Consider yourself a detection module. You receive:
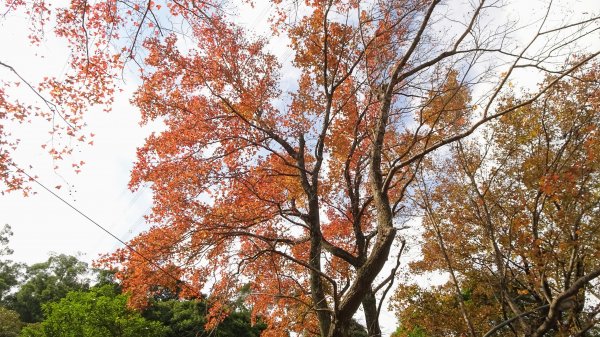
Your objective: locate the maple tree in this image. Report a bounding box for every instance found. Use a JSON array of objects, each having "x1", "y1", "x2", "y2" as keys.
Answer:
[
  {"x1": 0, "y1": 1, "x2": 120, "y2": 193},
  {"x1": 1, "y1": 0, "x2": 600, "y2": 336},
  {"x1": 393, "y1": 64, "x2": 600, "y2": 336}
]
